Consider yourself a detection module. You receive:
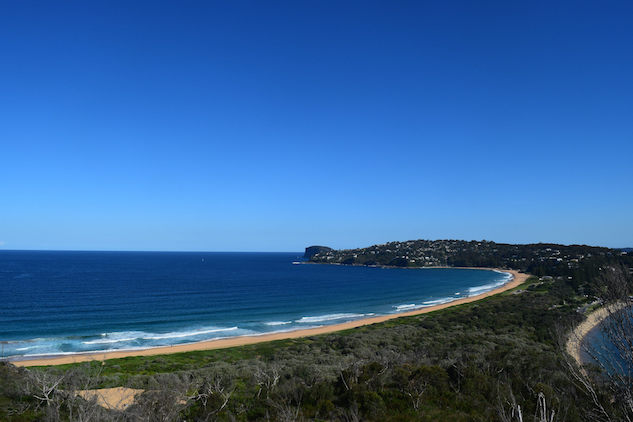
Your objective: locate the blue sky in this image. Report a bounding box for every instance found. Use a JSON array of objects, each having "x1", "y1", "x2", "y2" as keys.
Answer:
[{"x1": 1, "y1": 1, "x2": 632, "y2": 251}]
